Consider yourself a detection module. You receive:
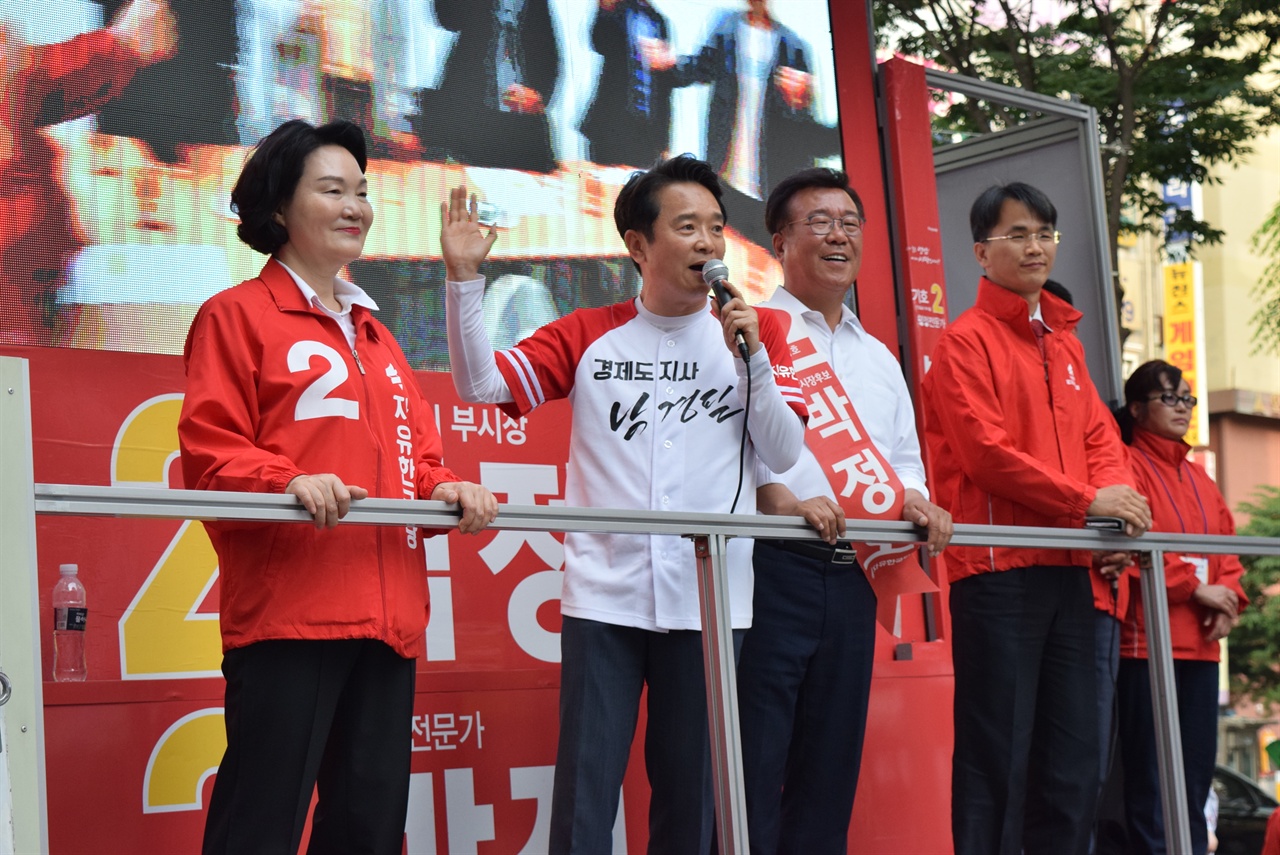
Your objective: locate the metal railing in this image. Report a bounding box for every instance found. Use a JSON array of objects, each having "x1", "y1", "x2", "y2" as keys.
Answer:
[
  {"x1": 23, "y1": 484, "x2": 1280, "y2": 855},
  {"x1": 6, "y1": 350, "x2": 1280, "y2": 854}
]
